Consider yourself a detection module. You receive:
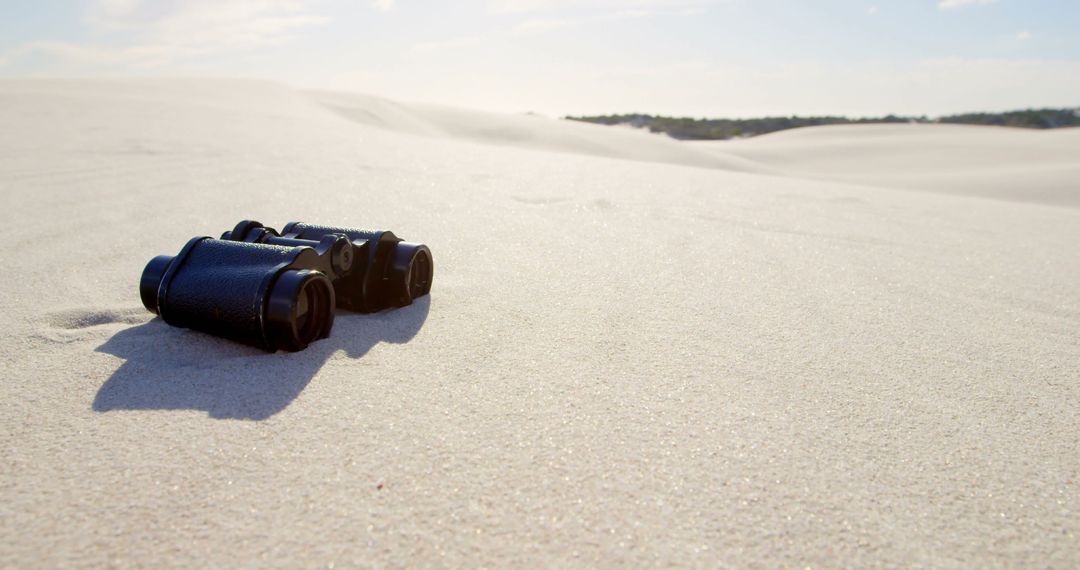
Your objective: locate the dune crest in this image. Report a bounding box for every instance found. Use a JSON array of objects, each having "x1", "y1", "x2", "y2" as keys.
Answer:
[
  {"x1": 307, "y1": 89, "x2": 1079, "y2": 207},
  {"x1": 306, "y1": 90, "x2": 770, "y2": 173},
  {"x1": 711, "y1": 123, "x2": 1080, "y2": 207}
]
